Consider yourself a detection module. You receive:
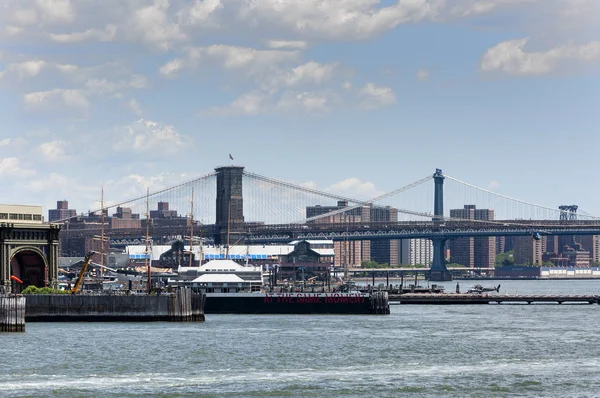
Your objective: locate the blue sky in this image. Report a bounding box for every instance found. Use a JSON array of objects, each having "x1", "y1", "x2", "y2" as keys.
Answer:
[{"x1": 0, "y1": 0, "x2": 599, "y2": 218}]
